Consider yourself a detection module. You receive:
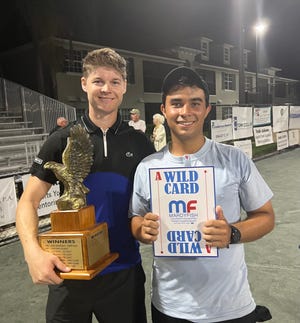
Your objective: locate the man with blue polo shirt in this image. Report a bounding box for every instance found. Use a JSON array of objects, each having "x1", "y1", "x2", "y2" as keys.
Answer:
[{"x1": 16, "y1": 48, "x2": 154, "y2": 323}]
